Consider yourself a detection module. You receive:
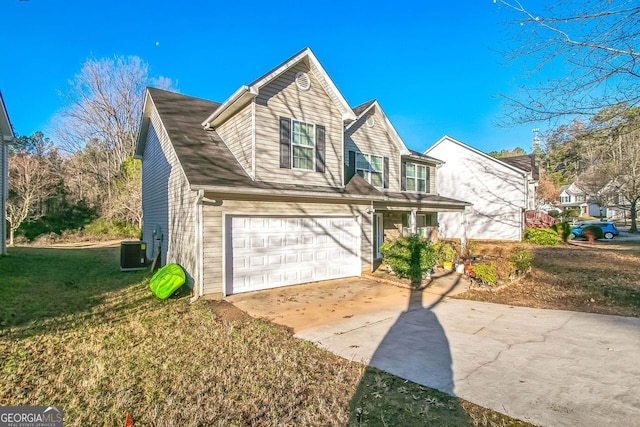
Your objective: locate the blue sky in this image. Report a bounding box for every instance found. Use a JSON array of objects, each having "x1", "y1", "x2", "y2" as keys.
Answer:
[{"x1": 1, "y1": 0, "x2": 544, "y2": 154}]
